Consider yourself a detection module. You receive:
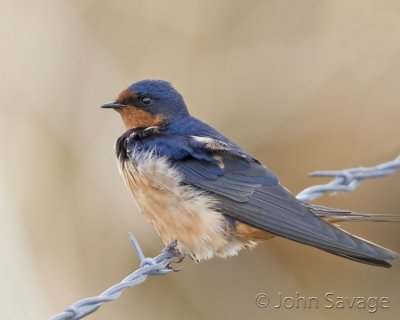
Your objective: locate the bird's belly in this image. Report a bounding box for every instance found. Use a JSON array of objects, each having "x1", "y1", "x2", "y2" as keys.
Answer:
[
  {"x1": 117, "y1": 151, "x2": 230, "y2": 260},
  {"x1": 117, "y1": 151, "x2": 273, "y2": 260}
]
